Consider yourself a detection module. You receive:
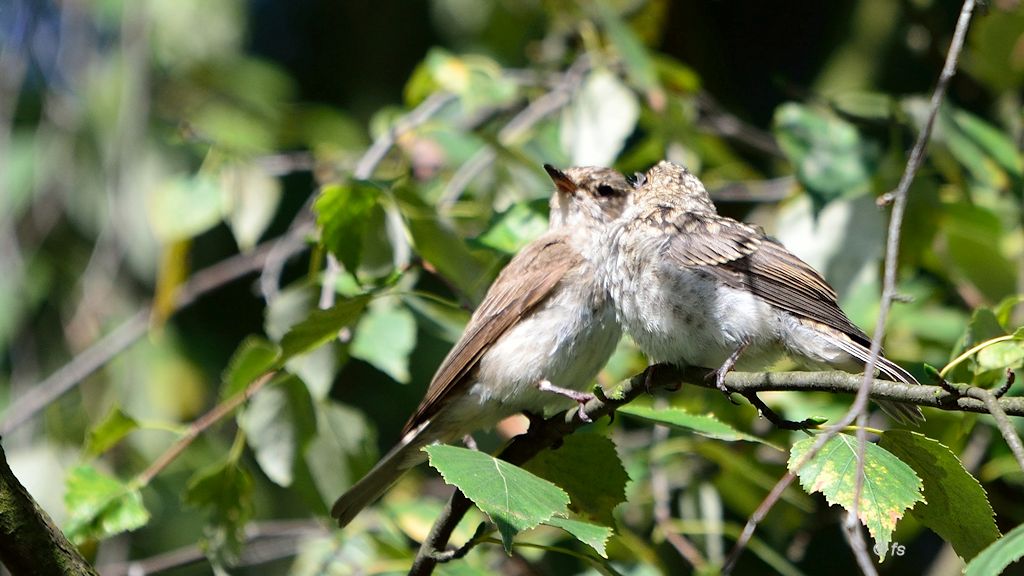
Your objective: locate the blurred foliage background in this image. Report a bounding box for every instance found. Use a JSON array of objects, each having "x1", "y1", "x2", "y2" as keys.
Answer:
[{"x1": 1, "y1": 0, "x2": 1023, "y2": 574}]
